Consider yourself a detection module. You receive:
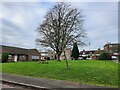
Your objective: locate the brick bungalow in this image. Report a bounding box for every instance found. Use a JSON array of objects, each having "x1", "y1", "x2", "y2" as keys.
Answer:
[{"x1": 0, "y1": 45, "x2": 41, "y2": 62}]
